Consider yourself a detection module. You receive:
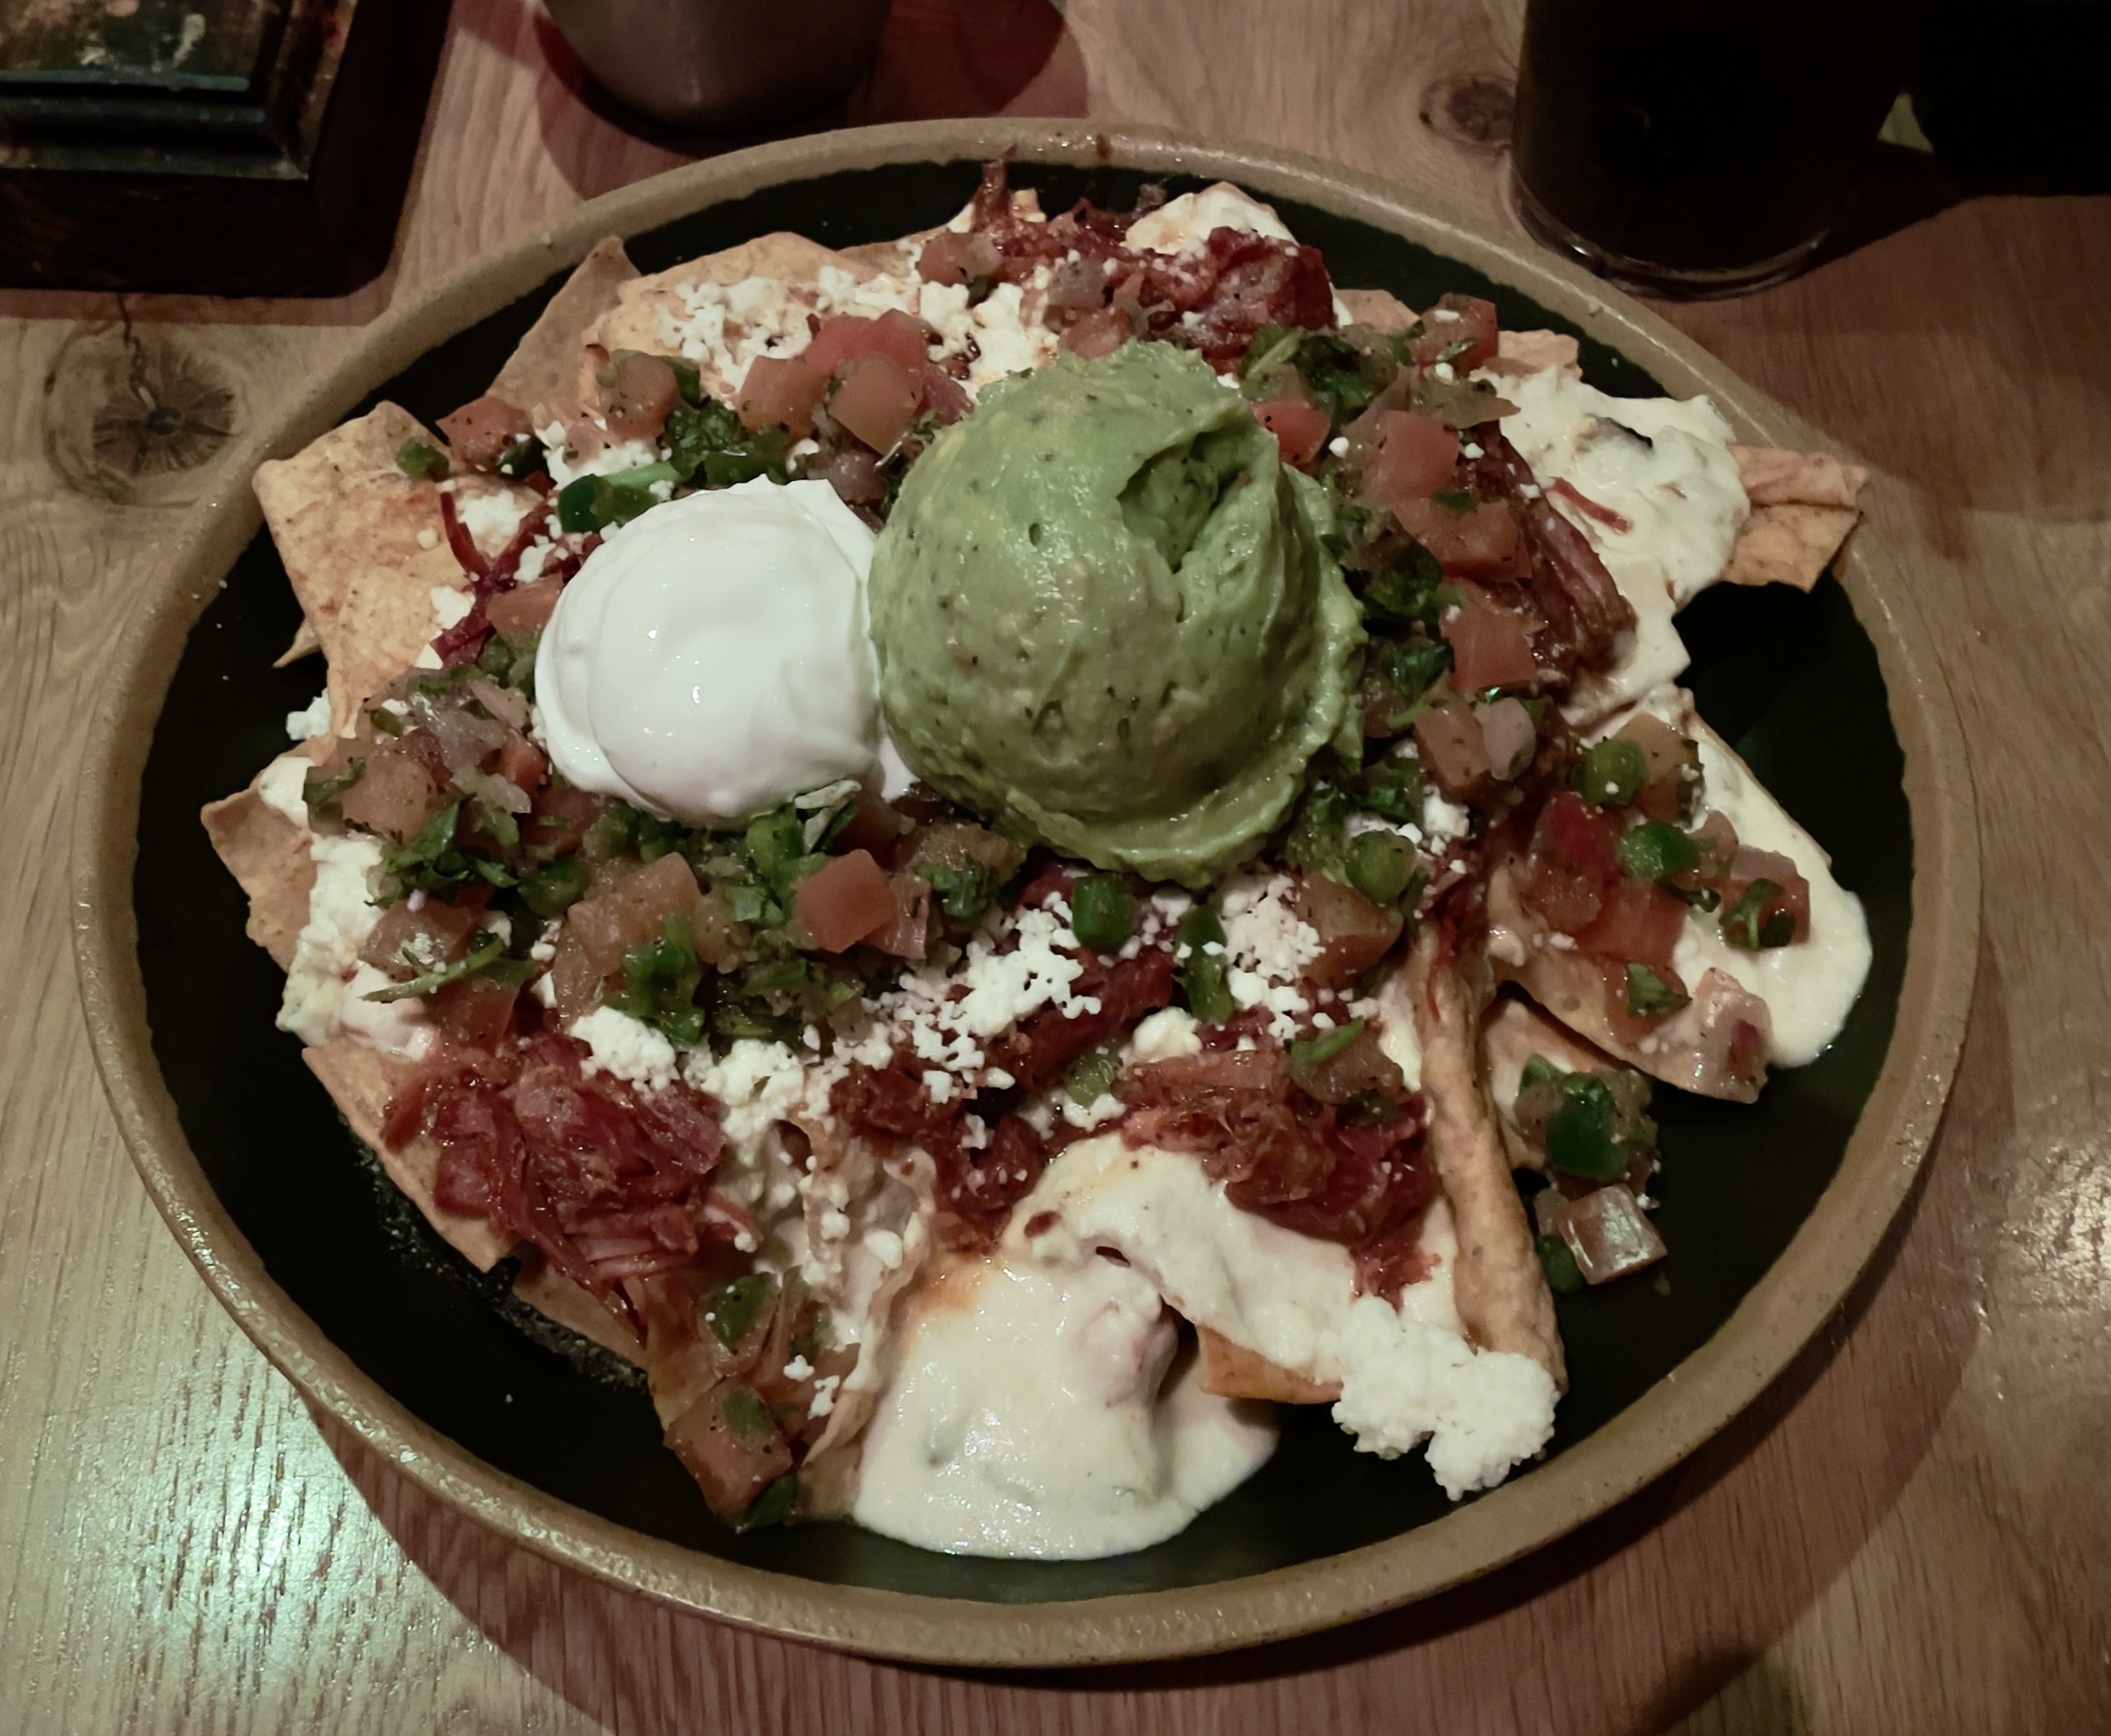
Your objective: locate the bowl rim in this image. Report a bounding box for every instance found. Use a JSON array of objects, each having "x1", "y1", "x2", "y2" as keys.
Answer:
[{"x1": 70, "y1": 116, "x2": 1981, "y2": 1669}]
